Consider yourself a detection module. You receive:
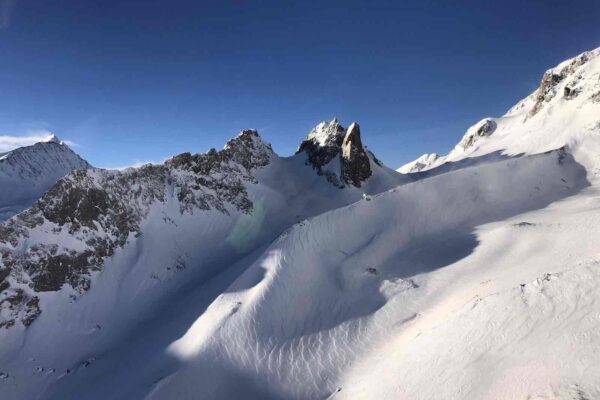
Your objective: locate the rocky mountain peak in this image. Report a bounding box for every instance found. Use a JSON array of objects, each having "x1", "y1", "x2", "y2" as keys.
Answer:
[
  {"x1": 221, "y1": 129, "x2": 274, "y2": 170},
  {"x1": 296, "y1": 120, "x2": 374, "y2": 188},
  {"x1": 300, "y1": 117, "x2": 345, "y2": 148}
]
